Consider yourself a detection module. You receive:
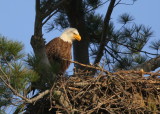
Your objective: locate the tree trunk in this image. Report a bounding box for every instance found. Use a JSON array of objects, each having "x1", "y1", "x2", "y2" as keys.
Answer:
[
  {"x1": 94, "y1": 0, "x2": 116, "y2": 65},
  {"x1": 65, "y1": 0, "x2": 90, "y2": 70},
  {"x1": 30, "y1": 0, "x2": 55, "y2": 82}
]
